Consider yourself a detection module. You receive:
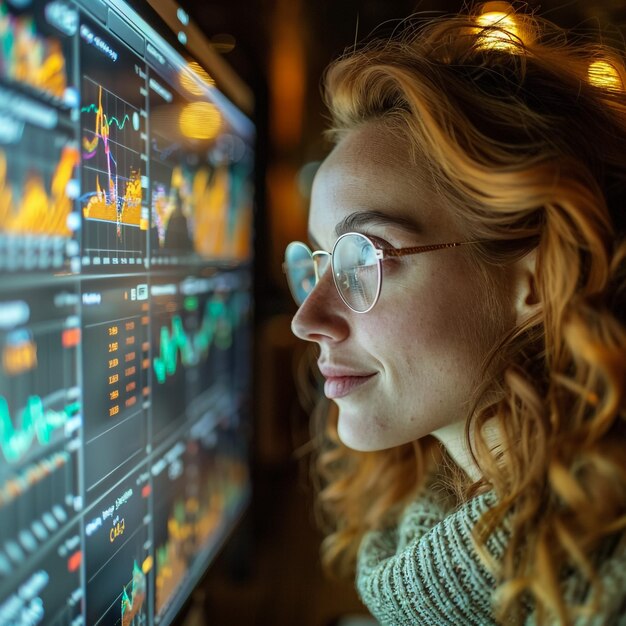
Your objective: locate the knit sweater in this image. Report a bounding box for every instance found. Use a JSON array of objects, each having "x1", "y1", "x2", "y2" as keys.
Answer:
[{"x1": 356, "y1": 488, "x2": 626, "y2": 625}]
